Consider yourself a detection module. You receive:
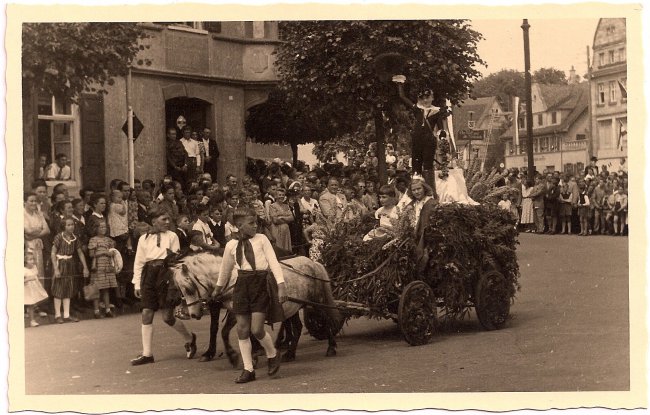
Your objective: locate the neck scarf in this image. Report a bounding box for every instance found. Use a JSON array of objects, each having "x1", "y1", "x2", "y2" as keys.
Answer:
[{"x1": 235, "y1": 234, "x2": 256, "y2": 270}]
